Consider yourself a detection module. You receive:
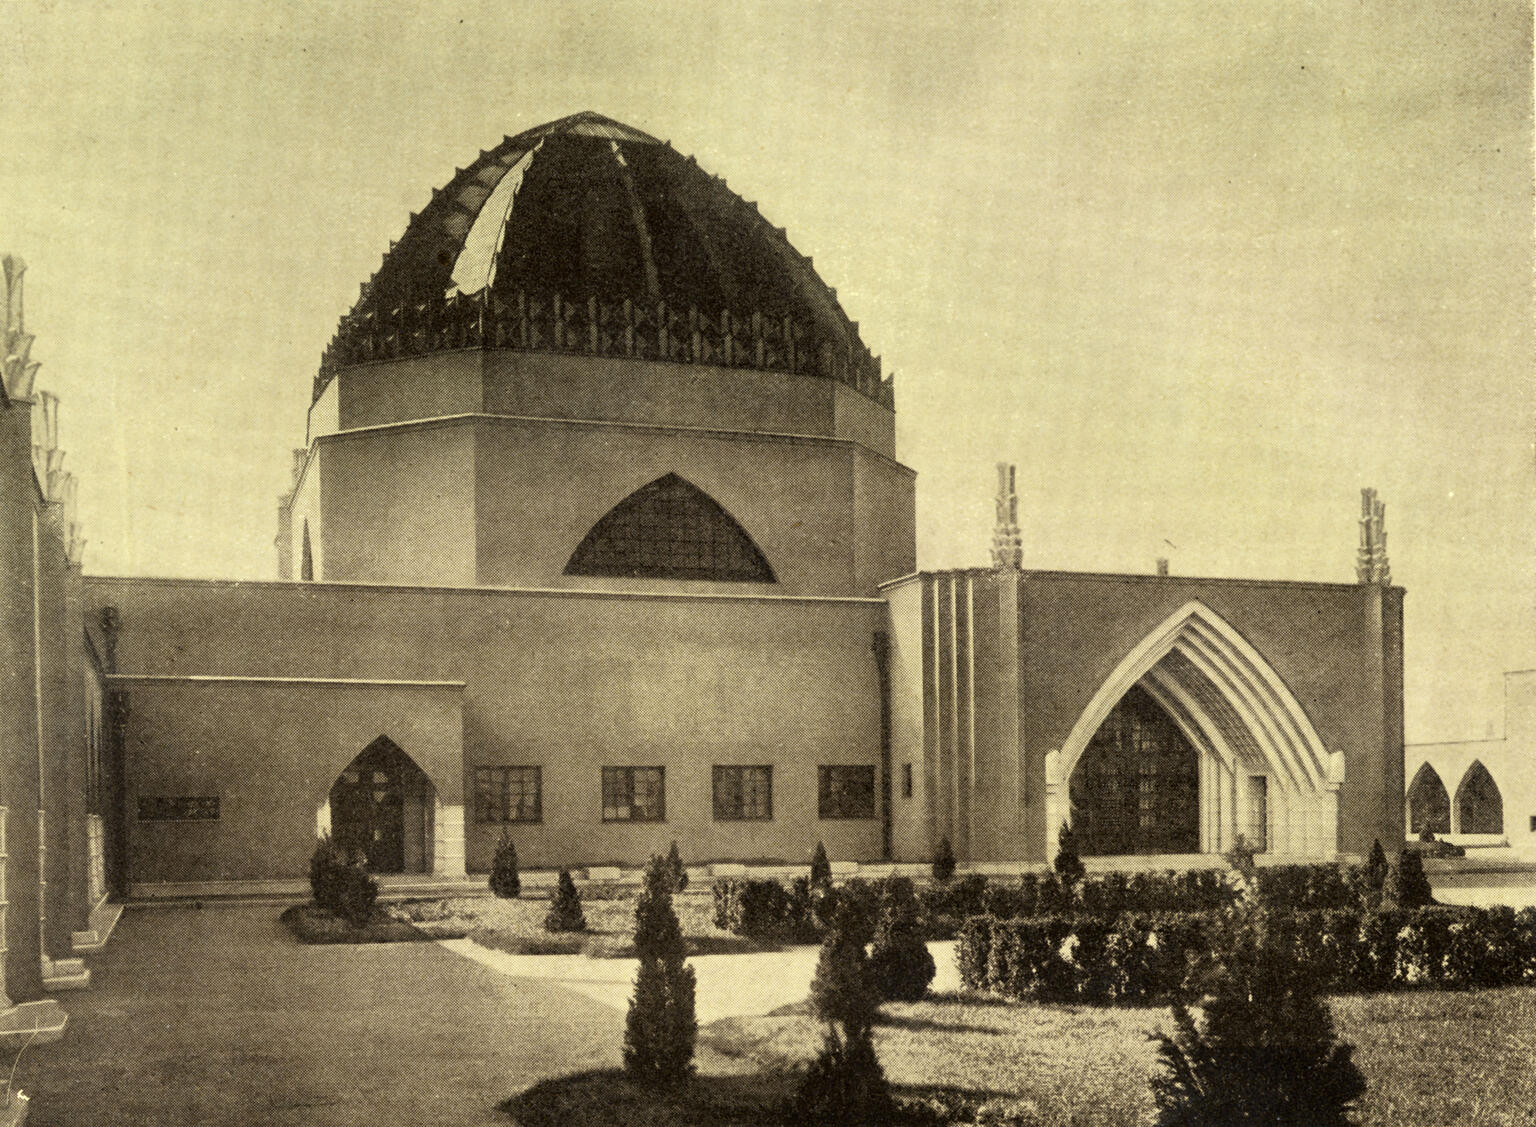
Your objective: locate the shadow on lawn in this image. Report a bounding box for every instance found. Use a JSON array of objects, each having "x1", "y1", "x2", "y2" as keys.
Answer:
[
  {"x1": 499, "y1": 1067, "x2": 798, "y2": 1127},
  {"x1": 500, "y1": 1068, "x2": 1029, "y2": 1127}
]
